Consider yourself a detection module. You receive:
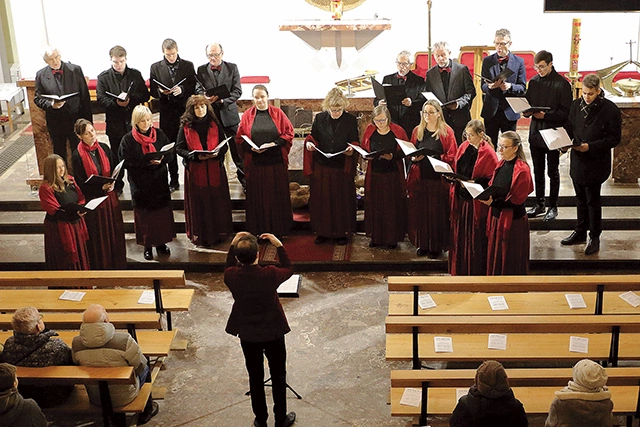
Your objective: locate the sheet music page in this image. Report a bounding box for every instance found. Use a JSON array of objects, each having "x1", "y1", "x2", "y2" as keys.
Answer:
[
  {"x1": 418, "y1": 294, "x2": 437, "y2": 310},
  {"x1": 487, "y1": 333, "x2": 508, "y2": 350},
  {"x1": 619, "y1": 291, "x2": 640, "y2": 308},
  {"x1": 487, "y1": 295, "x2": 509, "y2": 311},
  {"x1": 569, "y1": 336, "x2": 589, "y2": 353},
  {"x1": 59, "y1": 291, "x2": 86, "y2": 301},
  {"x1": 399, "y1": 387, "x2": 422, "y2": 407},
  {"x1": 137, "y1": 290, "x2": 155, "y2": 305},
  {"x1": 434, "y1": 336, "x2": 453, "y2": 353},
  {"x1": 277, "y1": 275, "x2": 300, "y2": 294},
  {"x1": 565, "y1": 294, "x2": 587, "y2": 309},
  {"x1": 539, "y1": 127, "x2": 573, "y2": 150}
]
